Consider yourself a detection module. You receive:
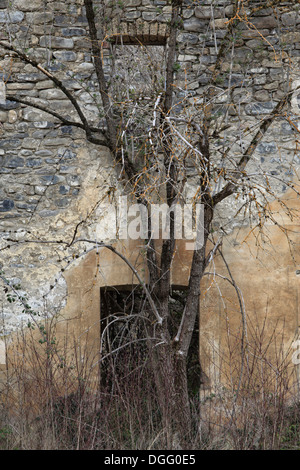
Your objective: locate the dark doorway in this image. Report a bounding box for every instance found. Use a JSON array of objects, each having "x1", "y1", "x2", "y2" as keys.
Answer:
[{"x1": 100, "y1": 285, "x2": 210, "y2": 393}]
